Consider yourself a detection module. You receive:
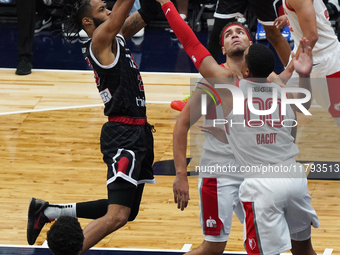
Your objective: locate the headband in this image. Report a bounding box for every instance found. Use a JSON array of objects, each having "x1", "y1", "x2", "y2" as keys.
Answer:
[{"x1": 221, "y1": 24, "x2": 252, "y2": 46}]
